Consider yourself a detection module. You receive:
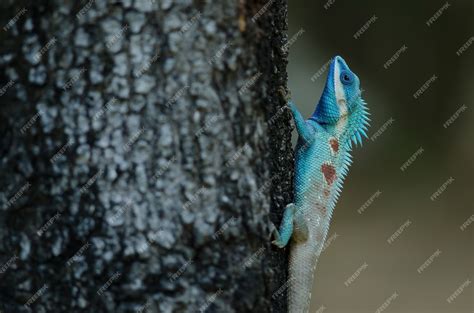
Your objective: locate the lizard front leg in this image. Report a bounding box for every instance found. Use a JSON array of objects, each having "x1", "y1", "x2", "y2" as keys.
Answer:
[
  {"x1": 288, "y1": 101, "x2": 314, "y2": 144},
  {"x1": 279, "y1": 86, "x2": 314, "y2": 144}
]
